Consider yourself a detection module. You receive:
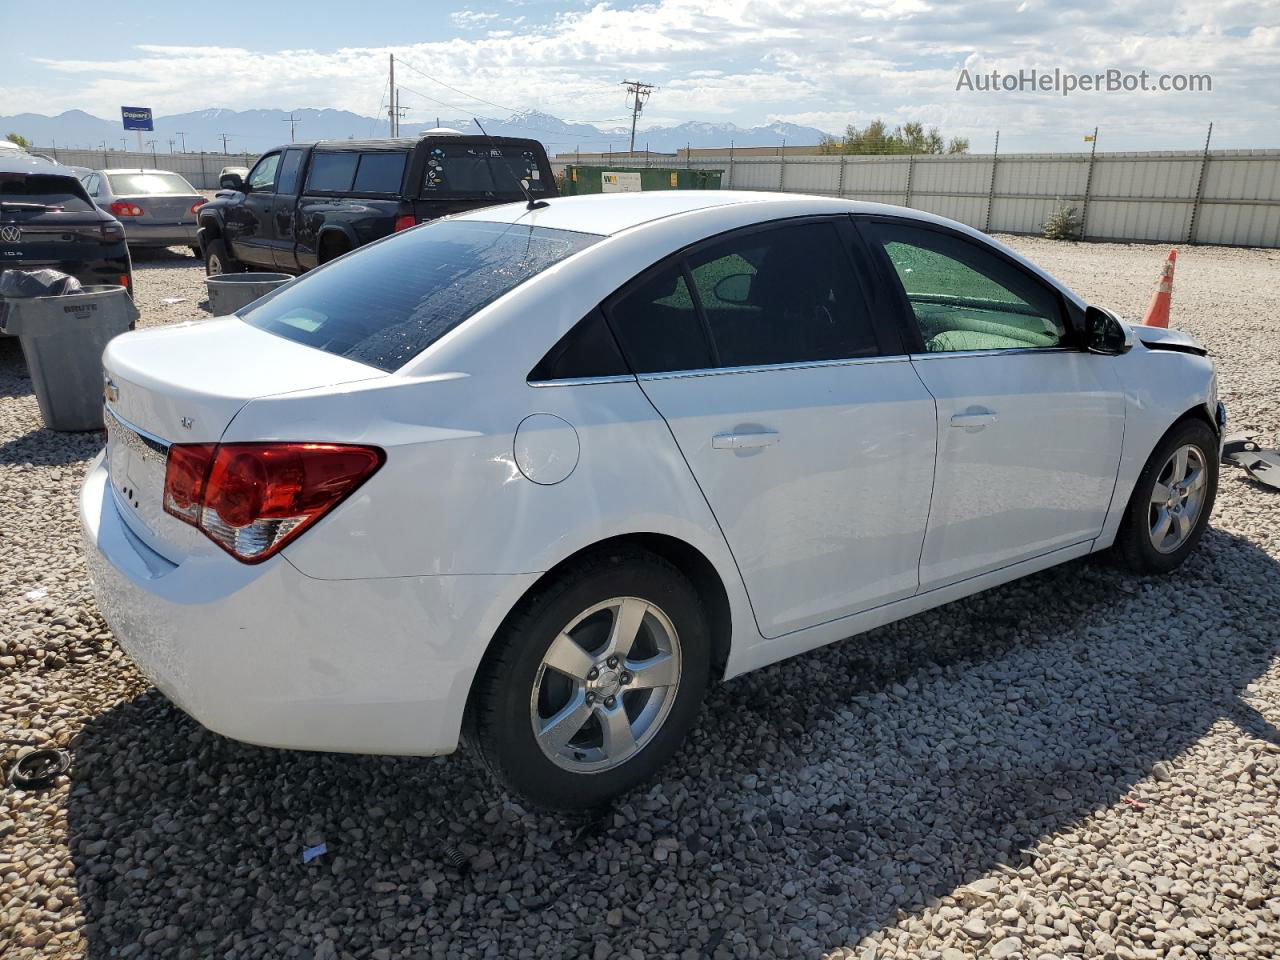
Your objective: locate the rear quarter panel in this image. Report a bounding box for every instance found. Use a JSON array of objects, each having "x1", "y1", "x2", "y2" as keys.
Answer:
[{"x1": 294, "y1": 195, "x2": 403, "y2": 269}]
